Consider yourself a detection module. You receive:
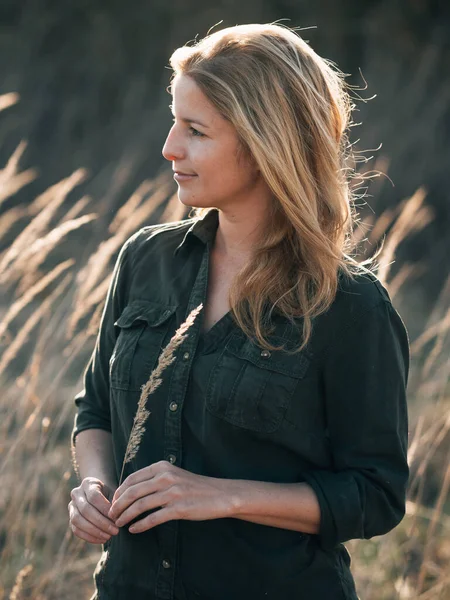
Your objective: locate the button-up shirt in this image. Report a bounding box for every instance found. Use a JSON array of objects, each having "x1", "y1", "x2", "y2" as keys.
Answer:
[{"x1": 72, "y1": 208, "x2": 409, "y2": 600}]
